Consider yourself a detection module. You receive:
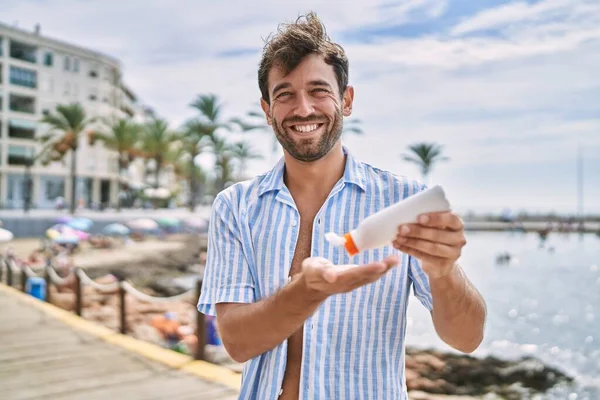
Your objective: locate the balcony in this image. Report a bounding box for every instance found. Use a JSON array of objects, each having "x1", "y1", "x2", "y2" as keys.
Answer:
[
  {"x1": 9, "y1": 94, "x2": 36, "y2": 114},
  {"x1": 10, "y1": 66, "x2": 37, "y2": 89},
  {"x1": 8, "y1": 145, "x2": 35, "y2": 166},
  {"x1": 9, "y1": 119, "x2": 37, "y2": 140},
  {"x1": 10, "y1": 40, "x2": 38, "y2": 64}
]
